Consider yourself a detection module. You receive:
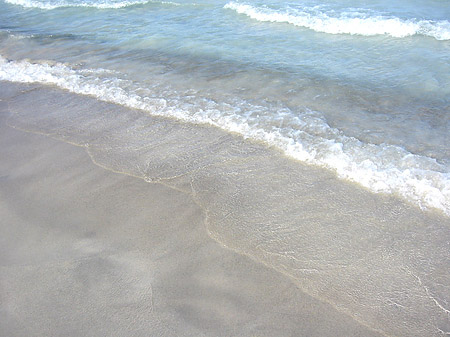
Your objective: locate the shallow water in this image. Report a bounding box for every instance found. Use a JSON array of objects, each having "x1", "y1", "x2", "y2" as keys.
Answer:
[
  {"x1": 1, "y1": 0, "x2": 450, "y2": 330},
  {"x1": 3, "y1": 82, "x2": 449, "y2": 336},
  {"x1": 0, "y1": 0, "x2": 449, "y2": 214},
  {"x1": 1, "y1": 0, "x2": 450, "y2": 328}
]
